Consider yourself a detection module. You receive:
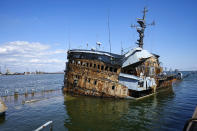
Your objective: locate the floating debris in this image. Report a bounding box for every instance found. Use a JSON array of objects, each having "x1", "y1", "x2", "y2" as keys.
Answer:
[{"x1": 22, "y1": 99, "x2": 41, "y2": 104}]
